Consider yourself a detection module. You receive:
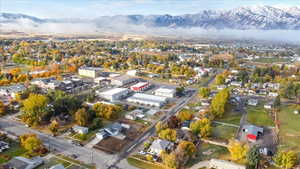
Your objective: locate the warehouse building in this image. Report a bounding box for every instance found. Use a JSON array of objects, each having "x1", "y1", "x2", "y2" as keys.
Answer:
[
  {"x1": 130, "y1": 82, "x2": 150, "y2": 92},
  {"x1": 98, "y1": 88, "x2": 129, "y2": 102},
  {"x1": 111, "y1": 74, "x2": 136, "y2": 86},
  {"x1": 127, "y1": 93, "x2": 168, "y2": 107},
  {"x1": 154, "y1": 87, "x2": 176, "y2": 98},
  {"x1": 78, "y1": 67, "x2": 102, "y2": 78}
]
